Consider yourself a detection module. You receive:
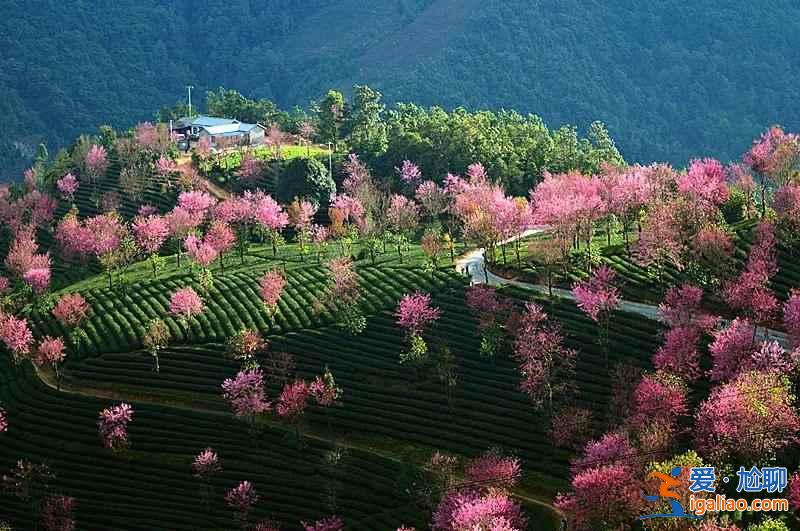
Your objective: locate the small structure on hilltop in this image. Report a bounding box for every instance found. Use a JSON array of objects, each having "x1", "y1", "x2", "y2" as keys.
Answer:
[{"x1": 173, "y1": 115, "x2": 266, "y2": 149}]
